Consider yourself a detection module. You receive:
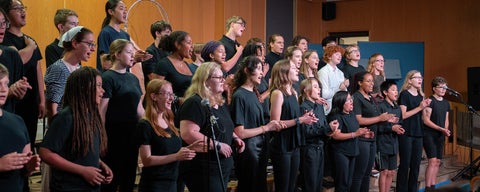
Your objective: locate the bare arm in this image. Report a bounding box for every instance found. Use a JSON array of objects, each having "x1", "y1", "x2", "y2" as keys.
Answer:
[
  {"x1": 221, "y1": 45, "x2": 243, "y2": 72},
  {"x1": 356, "y1": 112, "x2": 393, "y2": 126},
  {"x1": 139, "y1": 145, "x2": 195, "y2": 167},
  {"x1": 37, "y1": 62, "x2": 46, "y2": 118},
  {"x1": 99, "y1": 98, "x2": 109, "y2": 124}
]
